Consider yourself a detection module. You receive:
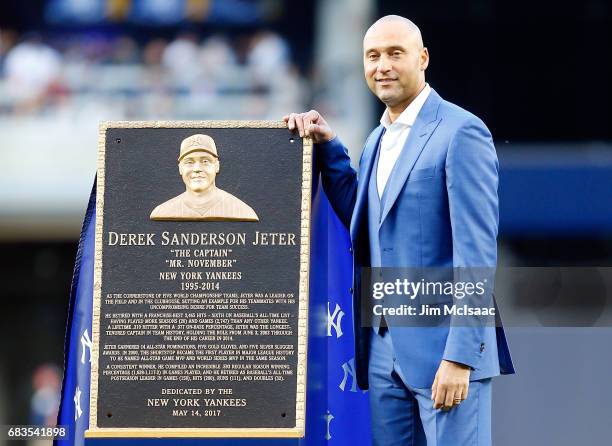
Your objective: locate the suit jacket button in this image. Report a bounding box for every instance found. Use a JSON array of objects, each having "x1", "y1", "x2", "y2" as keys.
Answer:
[
  {"x1": 349, "y1": 247, "x2": 353, "y2": 253},
  {"x1": 480, "y1": 342, "x2": 485, "y2": 353},
  {"x1": 349, "y1": 288, "x2": 353, "y2": 295}
]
